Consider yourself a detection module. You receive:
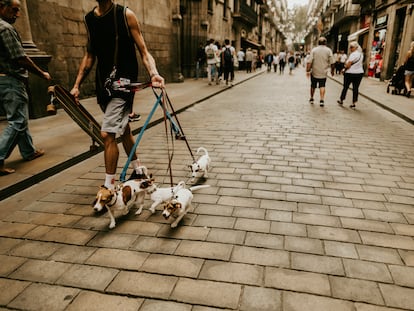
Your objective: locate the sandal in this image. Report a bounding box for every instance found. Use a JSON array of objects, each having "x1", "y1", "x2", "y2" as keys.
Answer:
[
  {"x1": 0, "y1": 168, "x2": 15, "y2": 176},
  {"x1": 25, "y1": 149, "x2": 45, "y2": 161}
]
